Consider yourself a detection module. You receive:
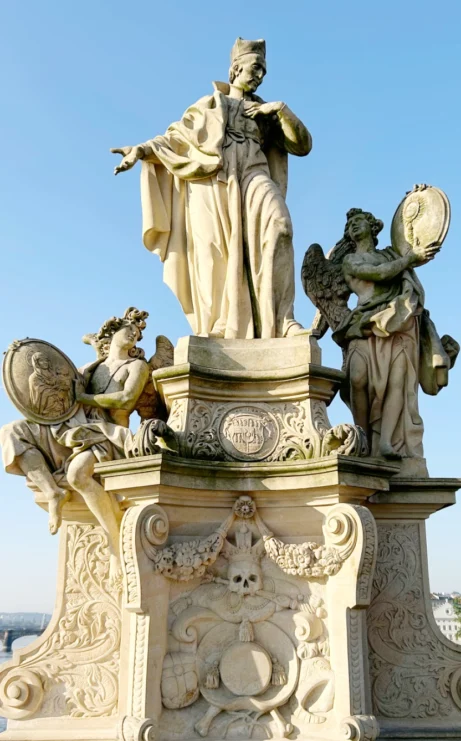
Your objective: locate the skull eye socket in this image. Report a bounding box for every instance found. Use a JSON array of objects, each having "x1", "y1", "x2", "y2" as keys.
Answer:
[
  {"x1": 233, "y1": 575, "x2": 242, "y2": 583},
  {"x1": 249, "y1": 575, "x2": 258, "y2": 582}
]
